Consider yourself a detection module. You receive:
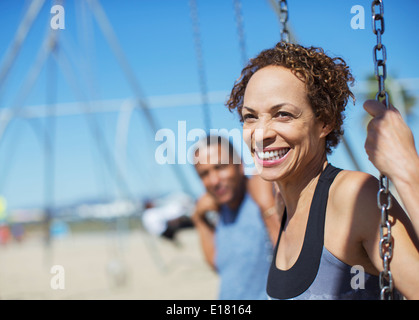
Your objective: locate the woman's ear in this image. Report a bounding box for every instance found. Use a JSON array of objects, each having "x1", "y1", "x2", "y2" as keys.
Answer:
[{"x1": 319, "y1": 122, "x2": 333, "y2": 139}]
